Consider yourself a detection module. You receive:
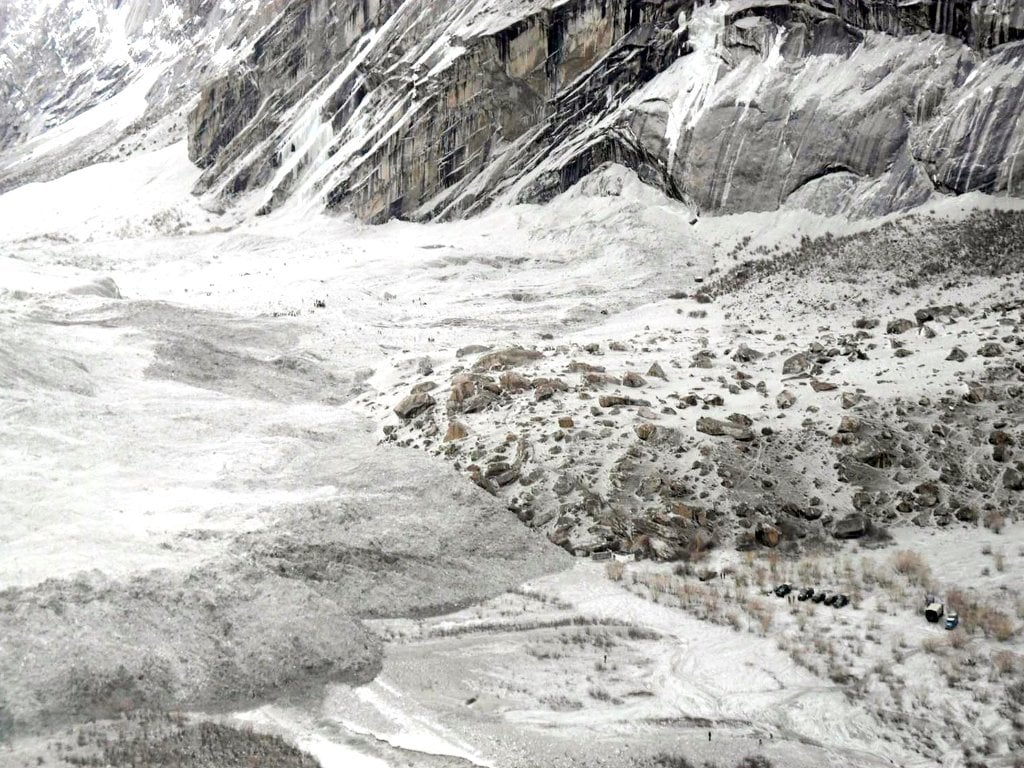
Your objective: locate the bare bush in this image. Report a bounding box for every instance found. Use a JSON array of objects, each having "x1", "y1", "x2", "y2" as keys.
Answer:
[{"x1": 892, "y1": 550, "x2": 931, "y2": 585}]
